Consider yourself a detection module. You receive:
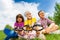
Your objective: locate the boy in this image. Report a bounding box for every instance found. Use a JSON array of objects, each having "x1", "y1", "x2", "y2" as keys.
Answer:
[
  {"x1": 37, "y1": 10, "x2": 59, "y2": 34},
  {"x1": 24, "y1": 11, "x2": 36, "y2": 26}
]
